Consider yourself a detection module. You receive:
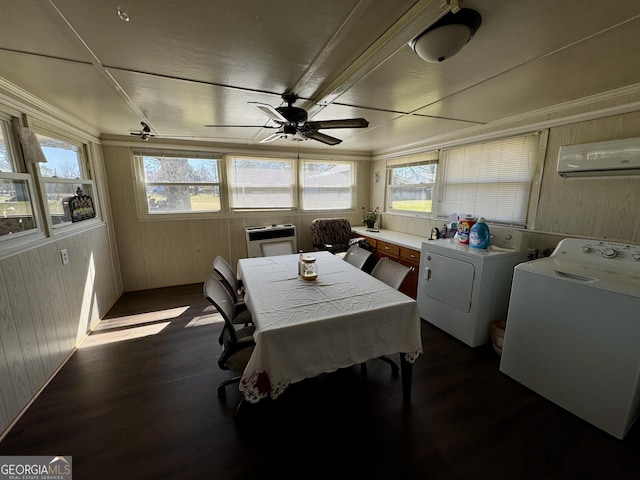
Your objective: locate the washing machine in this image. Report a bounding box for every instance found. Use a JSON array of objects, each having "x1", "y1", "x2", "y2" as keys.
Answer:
[
  {"x1": 500, "y1": 238, "x2": 640, "y2": 439},
  {"x1": 417, "y1": 227, "x2": 531, "y2": 347}
]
